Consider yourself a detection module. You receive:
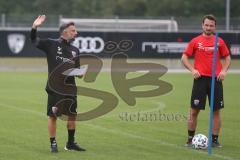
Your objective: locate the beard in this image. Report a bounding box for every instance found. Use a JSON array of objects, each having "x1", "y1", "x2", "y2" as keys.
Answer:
[
  {"x1": 203, "y1": 30, "x2": 214, "y2": 36},
  {"x1": 66, "y1": 36, "x2": 76, "y2": 44},
  {"x1": 69, "y1": 37, "x2": 75, "y2": 43}
]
